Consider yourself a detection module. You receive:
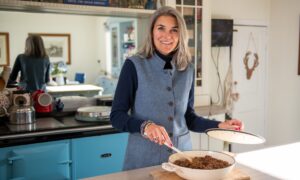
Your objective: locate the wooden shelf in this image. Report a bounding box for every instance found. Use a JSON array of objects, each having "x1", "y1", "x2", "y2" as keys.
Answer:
[{"x1": 0, "y1": 0, "x2": 154, "y2": 18}]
